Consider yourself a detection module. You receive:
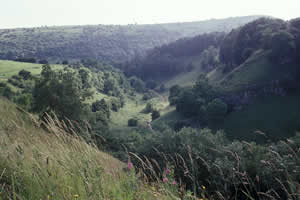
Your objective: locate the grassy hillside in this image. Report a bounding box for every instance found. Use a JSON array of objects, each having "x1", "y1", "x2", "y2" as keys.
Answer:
[
  {"x1": 0, "y1": 16, "x2": 262, "y2": 63},
  {"x1": 223, "y1": 92, "x2": 300, "y2": 141},
  {"x1": 163, "y1": 56, "x2": 205, "y2": 88},
  {"x1": 210, "y1": 50, "x2": 299, "y2": 92},
  {"x1": 0, "y1": 60, "x2": 62, "y2": 81},
  {"x1": 0, "y1": 97, "x2": 177, "y2": 200}
]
